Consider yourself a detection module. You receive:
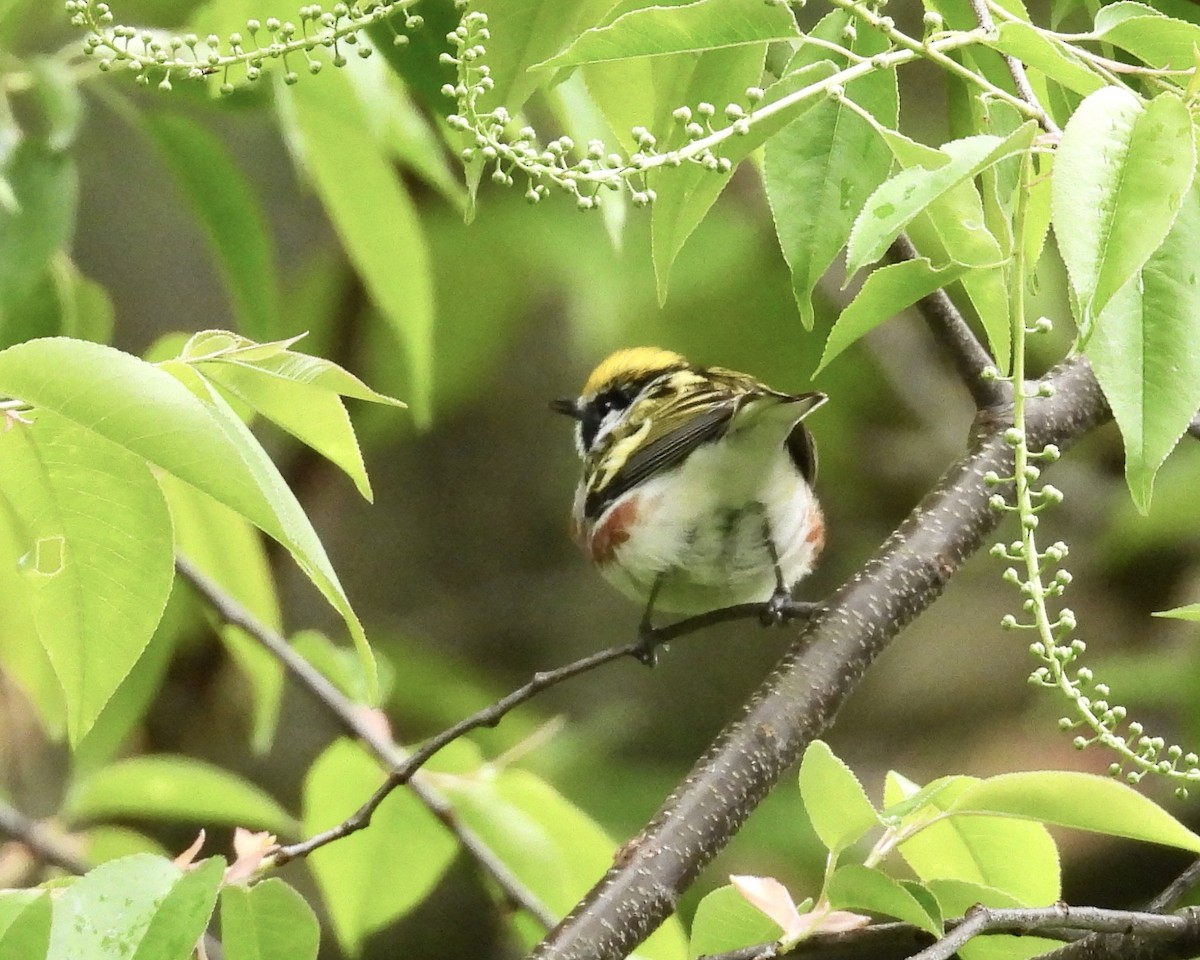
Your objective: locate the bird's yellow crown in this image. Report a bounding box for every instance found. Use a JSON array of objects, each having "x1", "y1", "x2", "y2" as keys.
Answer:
[{"x1": 581, "y1": 347, "x2": 686, "y2": 396}]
